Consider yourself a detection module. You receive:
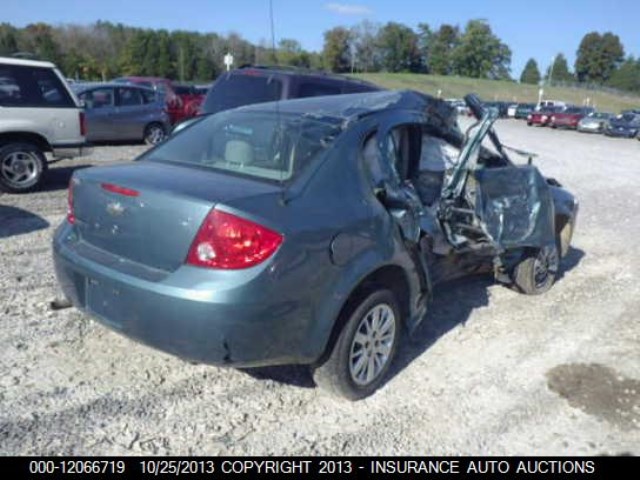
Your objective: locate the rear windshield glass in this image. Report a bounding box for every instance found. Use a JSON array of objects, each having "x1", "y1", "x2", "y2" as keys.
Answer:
[
  {"x1": 202, "y1": 73, "x2": 282, "y2": 115},
  {"x1": 143, "y1": 109, "x2": 341, "y2": 182}
]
